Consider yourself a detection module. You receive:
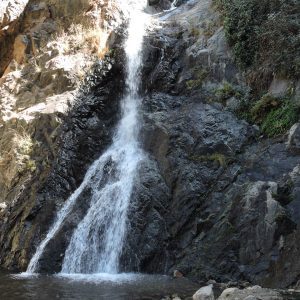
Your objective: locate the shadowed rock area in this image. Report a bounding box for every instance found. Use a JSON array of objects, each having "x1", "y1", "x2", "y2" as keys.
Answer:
[{"x1": 122, "y1": 0, "x2": 300, "y2": 288}]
